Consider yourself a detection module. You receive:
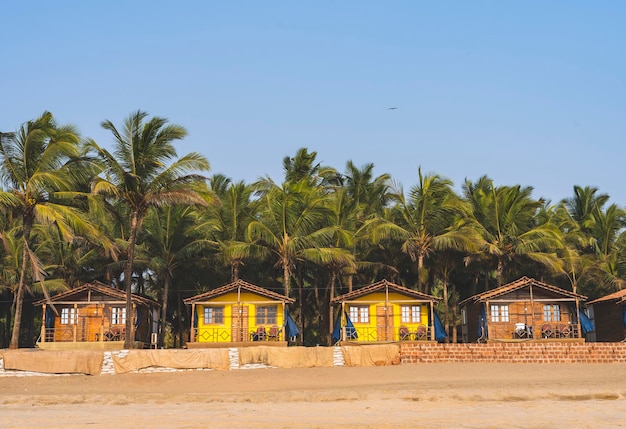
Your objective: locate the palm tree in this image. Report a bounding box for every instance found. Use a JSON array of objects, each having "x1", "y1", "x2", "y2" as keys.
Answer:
[
  {"x1": 206, "y1": 175, "x2": 260, "y2": 282},
  {"x1": 247, "y1": 179, "x2": 334, "y2": 297},
  {"x1": 463, "y1": 176, "x2": 563, "y2": 286},
  {"x1": 88, "y1": 110, "x2": 210, "y2": 349},
  {"x1": 0, "y1": 112, "x2": 100, "y2": 348},
  {"x1": 372, "y1": 168, "x2": 476, "y2": 293},
  {"x1": 142, "y1": 205, "x2": 212, "y2": 347}
]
